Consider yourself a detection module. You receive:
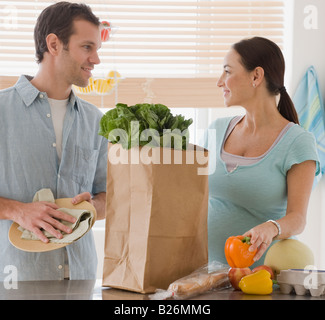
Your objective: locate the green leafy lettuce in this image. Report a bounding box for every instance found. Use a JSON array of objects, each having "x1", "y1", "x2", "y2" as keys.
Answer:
[{"x1": 99, "y1": 103, "x2": 193, "y2": 150}]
